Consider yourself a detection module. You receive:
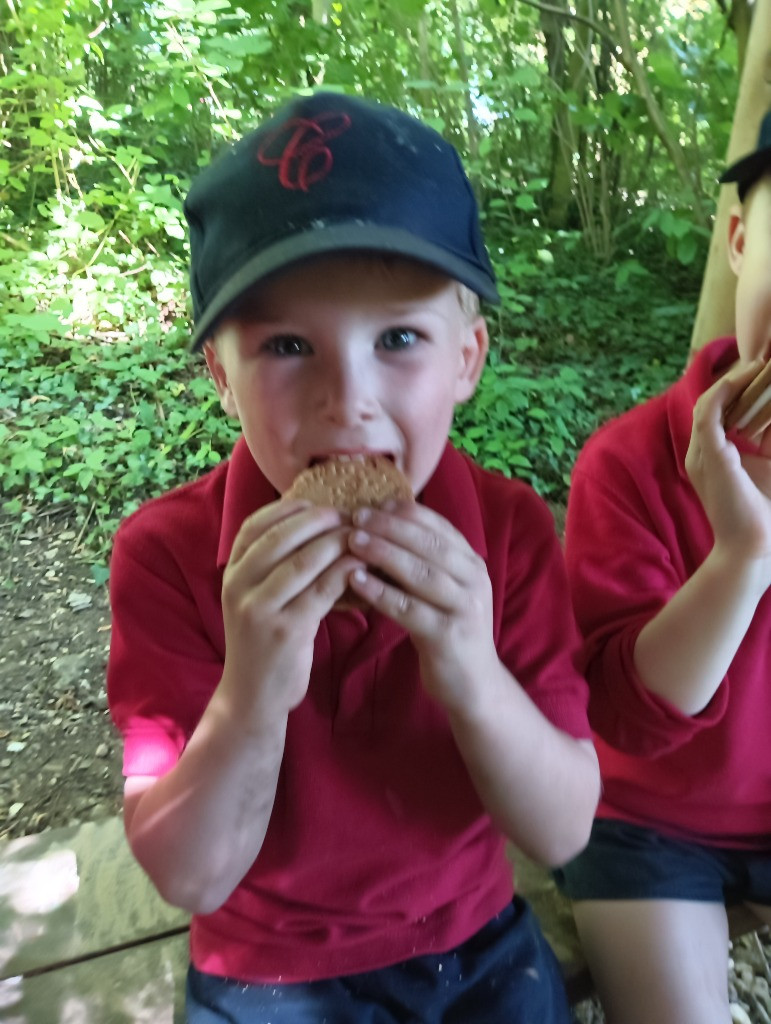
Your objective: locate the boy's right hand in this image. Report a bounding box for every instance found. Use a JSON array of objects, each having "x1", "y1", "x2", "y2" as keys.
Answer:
[{"x1": 219, "y1": 499, "x2": 363, "y2": 725}]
